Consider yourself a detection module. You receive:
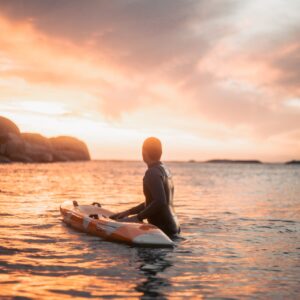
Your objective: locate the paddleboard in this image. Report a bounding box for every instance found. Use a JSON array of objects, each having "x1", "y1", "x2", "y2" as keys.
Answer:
[{"x1": 60, "y1": 200, "x2": 174, "y2": 247}]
